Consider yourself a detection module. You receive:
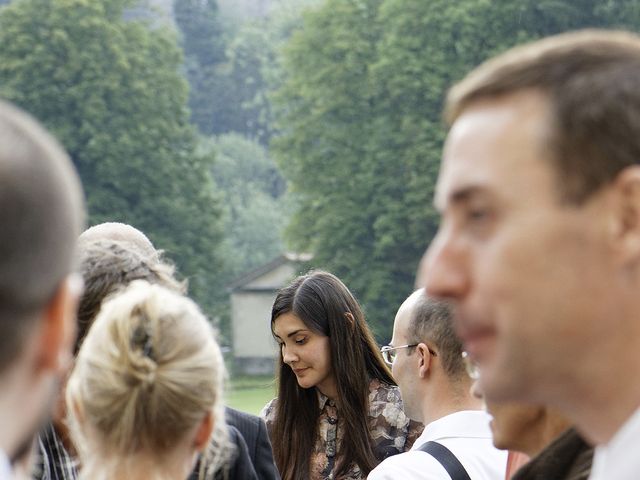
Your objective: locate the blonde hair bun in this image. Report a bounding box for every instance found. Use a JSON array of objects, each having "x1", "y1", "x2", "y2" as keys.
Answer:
[{"x1": 66, "y1": 280, "x2": 226, "y2": 462}]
